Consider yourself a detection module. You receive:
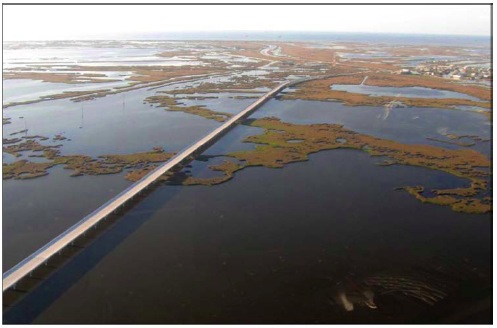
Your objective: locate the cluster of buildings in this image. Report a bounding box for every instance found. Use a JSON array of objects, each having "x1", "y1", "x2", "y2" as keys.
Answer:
[{"x1": 400, "y1": 61, "x2": 492, "y2": 82}]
